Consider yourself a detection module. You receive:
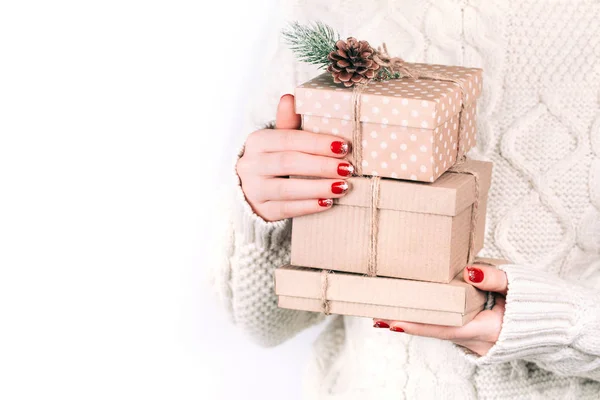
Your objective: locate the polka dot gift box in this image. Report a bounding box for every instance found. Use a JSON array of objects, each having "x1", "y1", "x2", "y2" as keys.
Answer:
[{"x1": 295, "y1": 63, "x2": 483, "y2": 182}]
